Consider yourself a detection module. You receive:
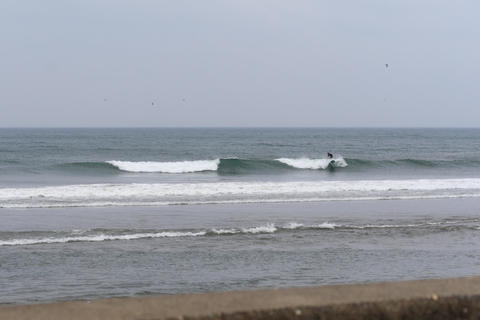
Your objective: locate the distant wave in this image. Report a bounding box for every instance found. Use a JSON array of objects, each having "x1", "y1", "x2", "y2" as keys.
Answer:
[
  {"x1": 346, "y1": 158, "x2": 480, "y2": 169},
  {"x1": 2, "y1": 178, "x2": 480, "y2": 208},
  {"x1": 50, "y1": 157, "x2": 480, "y2": 175},
  {"x1": 0, "y1": 160, "x2": 20, "y2": 164},
  {"x1": 2, "y1": 219, "x2": 478, "y2": 246},
  {"x1": 56, "y1": 157, "x2": 348, "y2": 174},
  {"x1": 56, "y1": 162, "x2": 119, "y2": 173}
]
